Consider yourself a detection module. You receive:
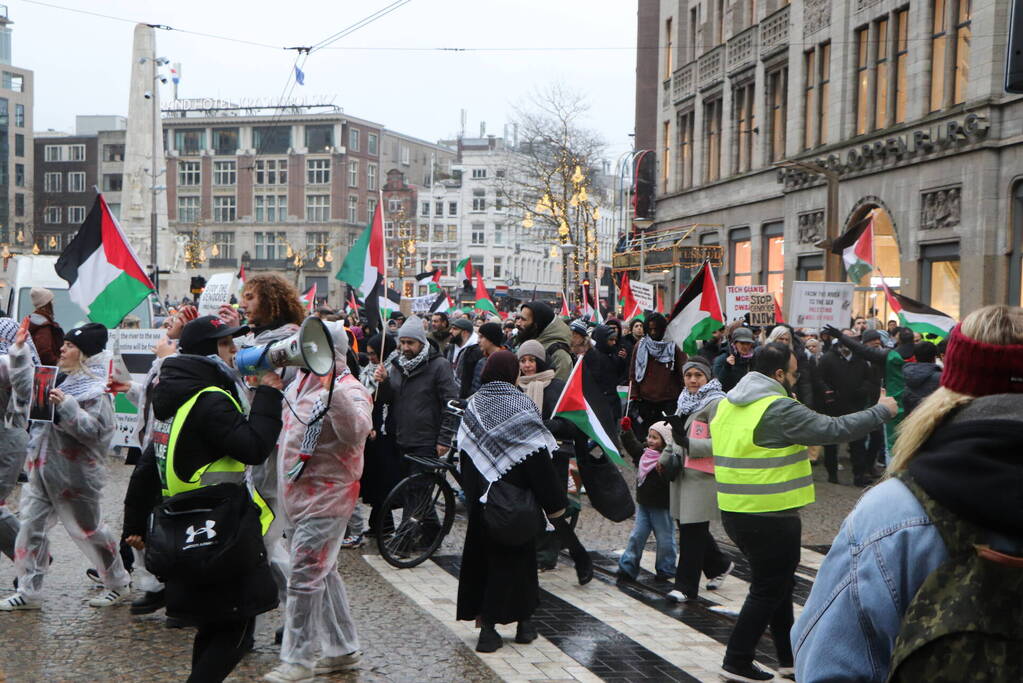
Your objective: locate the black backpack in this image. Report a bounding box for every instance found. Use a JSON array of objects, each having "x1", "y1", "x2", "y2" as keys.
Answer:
[{"x1": 887, "y1": 472, "x2": 1023, "y2": 682}]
